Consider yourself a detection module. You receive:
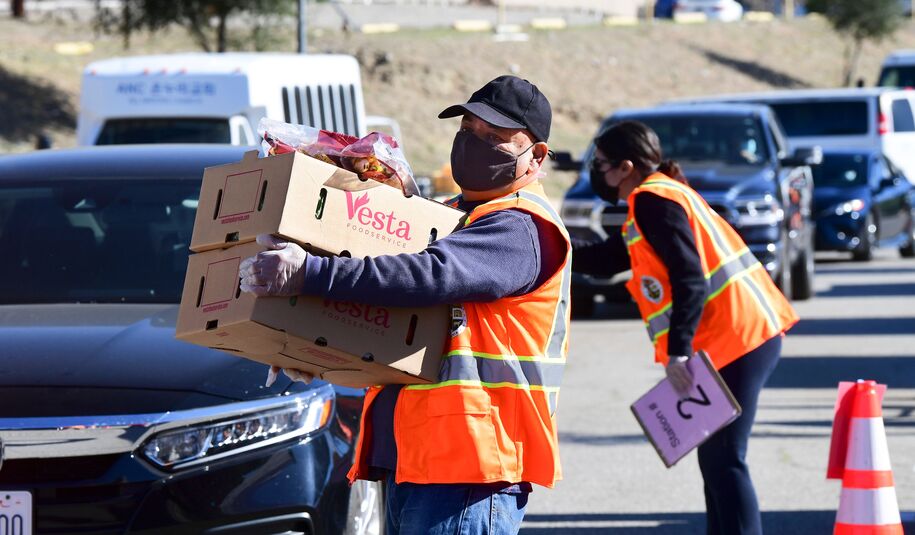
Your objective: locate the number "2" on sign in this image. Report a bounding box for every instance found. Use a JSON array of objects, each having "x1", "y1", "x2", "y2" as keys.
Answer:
[{"x1": 677, "y1": 384, "x2": 711, "y2": 420}]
